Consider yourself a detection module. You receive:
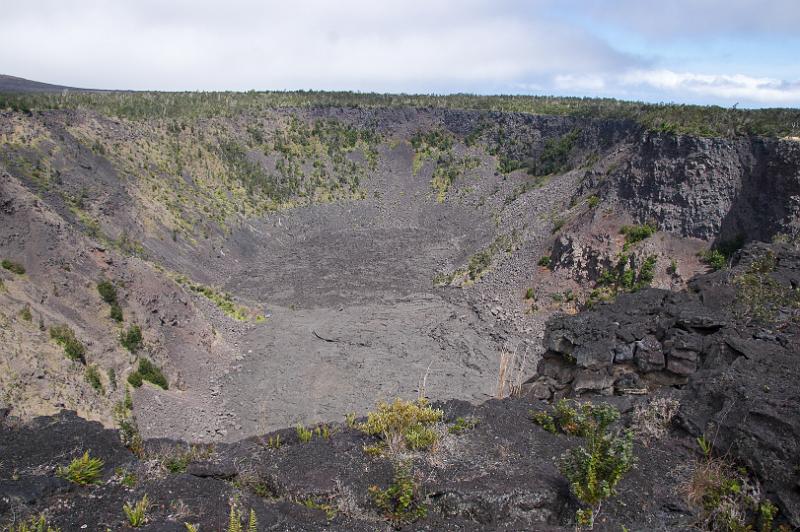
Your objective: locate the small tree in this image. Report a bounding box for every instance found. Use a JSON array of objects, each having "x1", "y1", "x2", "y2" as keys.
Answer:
[
  {"x1": 120, "y1": 325, "x2": 143, "y2": 352},
  {"x1": 558, "y1": 403, "x2": 635, "y2": 529}
]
